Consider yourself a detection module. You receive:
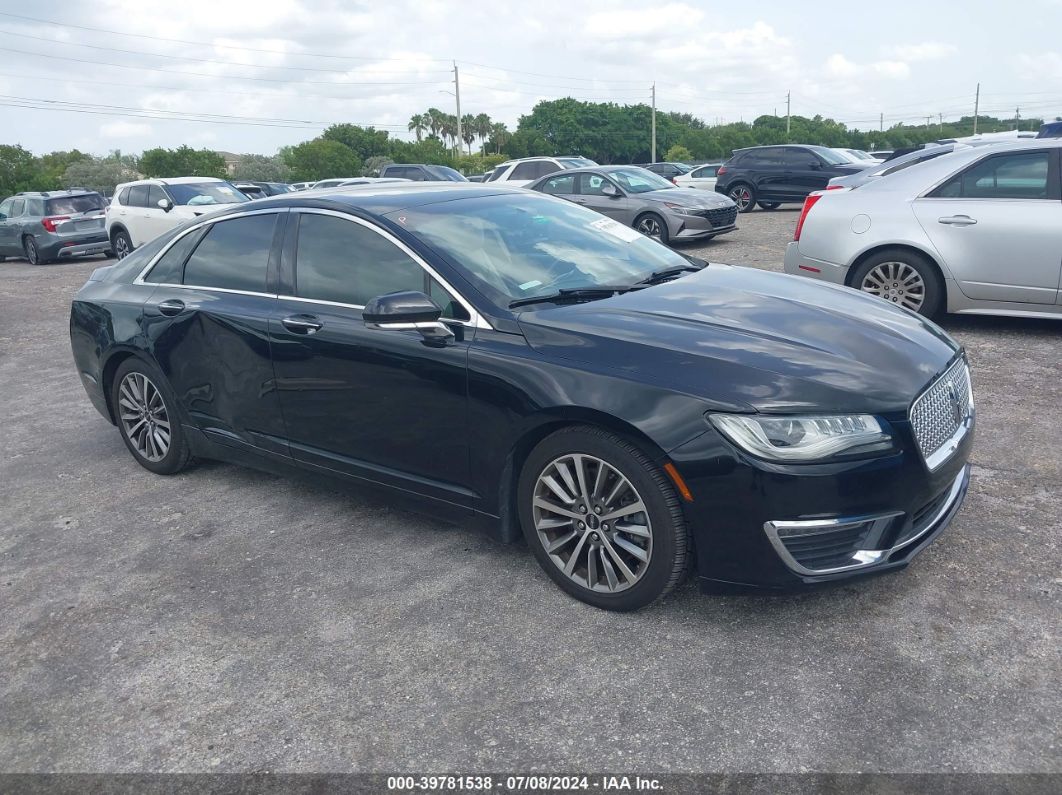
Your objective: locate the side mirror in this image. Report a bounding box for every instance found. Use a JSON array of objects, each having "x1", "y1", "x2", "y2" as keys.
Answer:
[
  {"x1": 157, "y1": 198, "x2": 173, "y2": 212},
  {"x1": 363, "y1": 290, "x2": 454, "y2": 344},
  {"x1": 600, "y1": 182, "x2": 621, "y2": 198}
]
